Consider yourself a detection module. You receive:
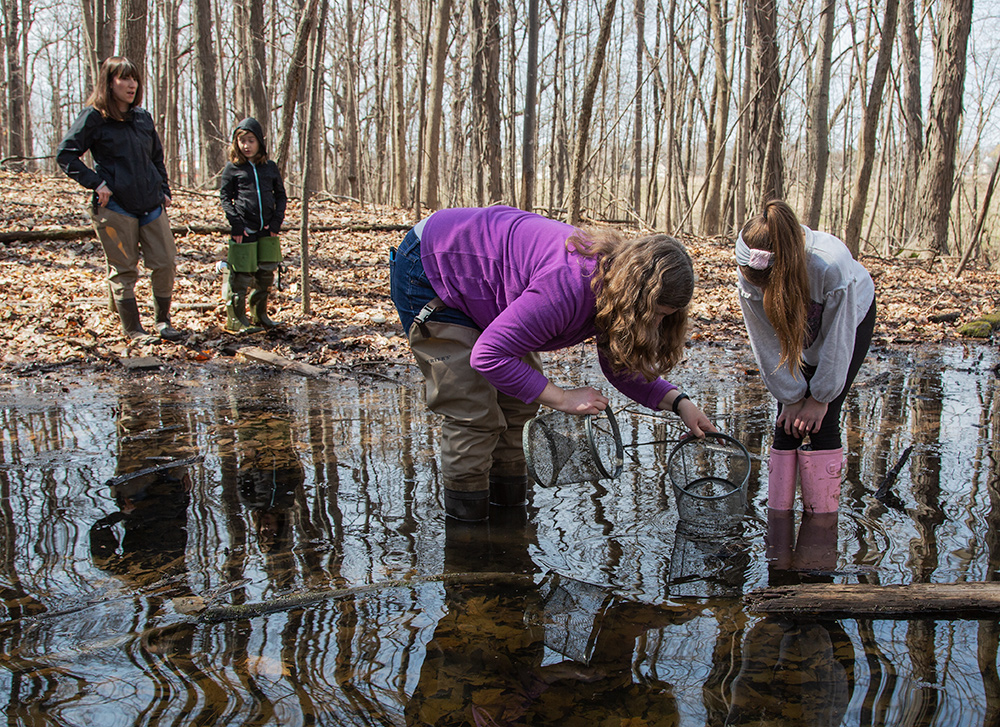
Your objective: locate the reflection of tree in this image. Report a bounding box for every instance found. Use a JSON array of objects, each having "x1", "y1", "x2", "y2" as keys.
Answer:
[
  {"x1": 980, "y1": 375, "x2": 1000, "y2": 726},
  {"x1": 905, "y1": 367, "x2": 945, "y2": 721}
]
